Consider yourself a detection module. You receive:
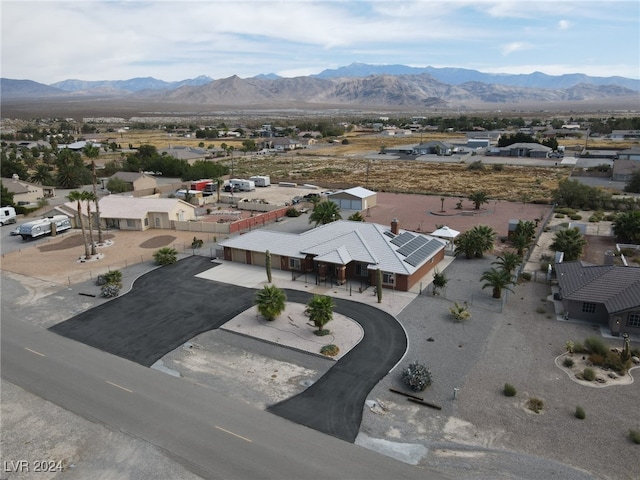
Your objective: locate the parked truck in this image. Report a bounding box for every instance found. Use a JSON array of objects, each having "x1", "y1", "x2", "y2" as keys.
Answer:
[
  {"x1": 229, "y1": 179, "x2": 256, "y2": 192},
  {"x1": 0, "y1": 206, "x2": 17, "y2": 226},
  {"x1": 249, "y1": 175, "x2": 271, "y2": 187},
  {"x1": 19, "y1": 215, "x2": 71, "y2": 240}
]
